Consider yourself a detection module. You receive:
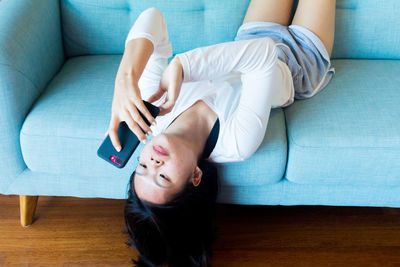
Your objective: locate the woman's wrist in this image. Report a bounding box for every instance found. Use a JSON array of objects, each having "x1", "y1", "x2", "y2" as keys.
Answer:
[
  {"x1": 115, "y1": 71, "x2": 139, "y2": 92},
  {"x1": 117, "y1": 59, "x2": 140, "y2": 85}
]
